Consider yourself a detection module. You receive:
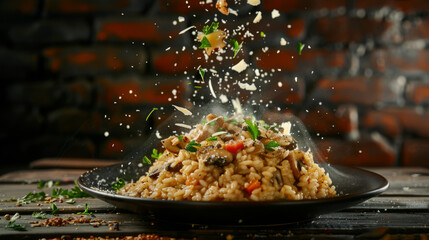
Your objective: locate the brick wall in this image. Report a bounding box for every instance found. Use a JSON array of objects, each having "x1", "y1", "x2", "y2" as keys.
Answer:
[{"x1": 1, "y1": 0, "x2": 429, "y2": 167}]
